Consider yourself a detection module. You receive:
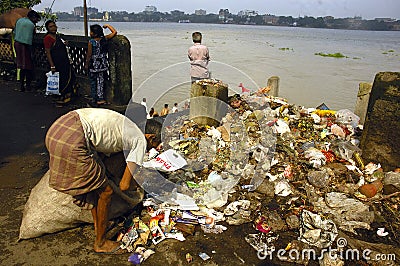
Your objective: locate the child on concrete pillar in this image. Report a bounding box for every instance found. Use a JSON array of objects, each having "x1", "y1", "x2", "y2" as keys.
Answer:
[{"x1": 85, "y1": 24, "x2": 117, "y2": 105}]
